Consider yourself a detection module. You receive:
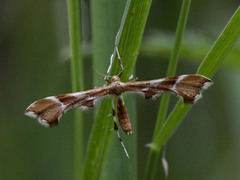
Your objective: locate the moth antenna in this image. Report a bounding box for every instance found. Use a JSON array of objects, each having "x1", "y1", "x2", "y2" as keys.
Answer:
[
  {"x1": 92, "y1": 66, "x2": 115, "y2": 84},
  {"x1": 111, "y1": 97, "x2": 130, "y2": 158},
  {"x1": 92, "y1": 65, "x2": 108, "y2": 78}
]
